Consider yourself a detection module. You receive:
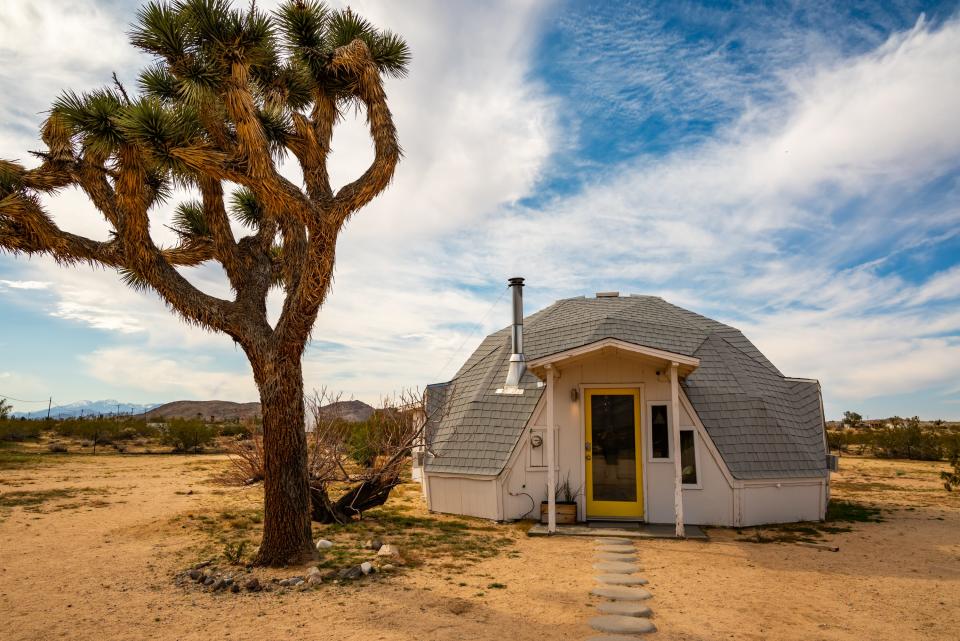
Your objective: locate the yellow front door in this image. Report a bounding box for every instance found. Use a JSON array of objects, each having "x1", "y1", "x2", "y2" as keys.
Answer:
[{"x1": 585, "y1": 389, "x2": 643, "y2": 519}]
